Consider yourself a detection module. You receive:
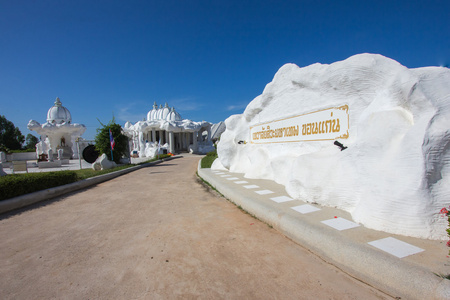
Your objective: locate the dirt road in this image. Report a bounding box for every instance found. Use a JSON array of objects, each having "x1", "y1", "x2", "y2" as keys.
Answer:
[{"x1": 0, "y1": 155, "x2": 391, "y2": 299}]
